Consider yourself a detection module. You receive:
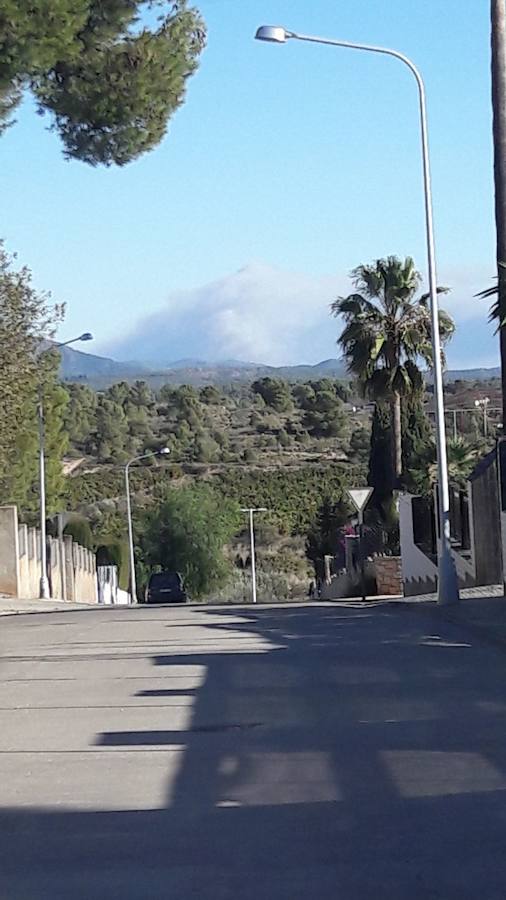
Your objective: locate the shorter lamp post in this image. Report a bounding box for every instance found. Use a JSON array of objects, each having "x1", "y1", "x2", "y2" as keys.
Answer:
[
  {"x1": 38, "y1": 332, "x2": 93, "y2": 599},
  {"x1": 240, "y1": 507, "x2": 267, "y2": 605},
  {"x1": 474, "y1": 397, "x2": 491, "y2": 438},
  {"x1": 125, "y1": 448, "x2": 170, "y2": 603}
]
